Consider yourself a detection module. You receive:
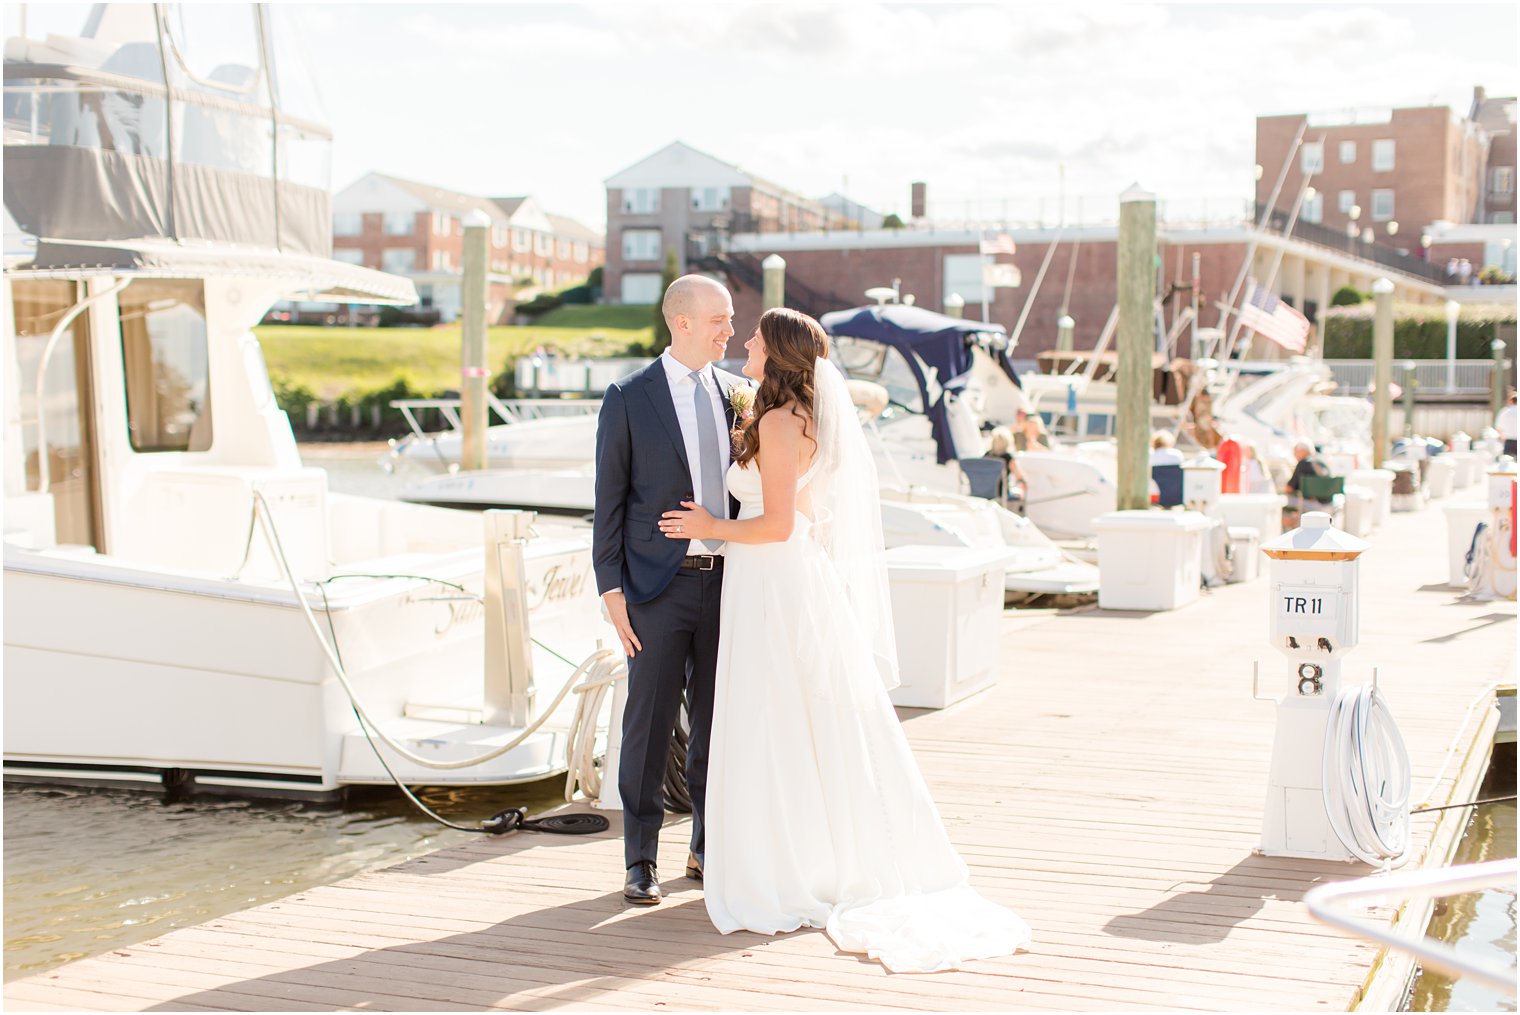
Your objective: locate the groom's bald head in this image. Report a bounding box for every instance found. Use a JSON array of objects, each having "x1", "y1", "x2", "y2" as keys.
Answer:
[{"x1": 663, "y1": 274, "x2": 734, "y2": 367}]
